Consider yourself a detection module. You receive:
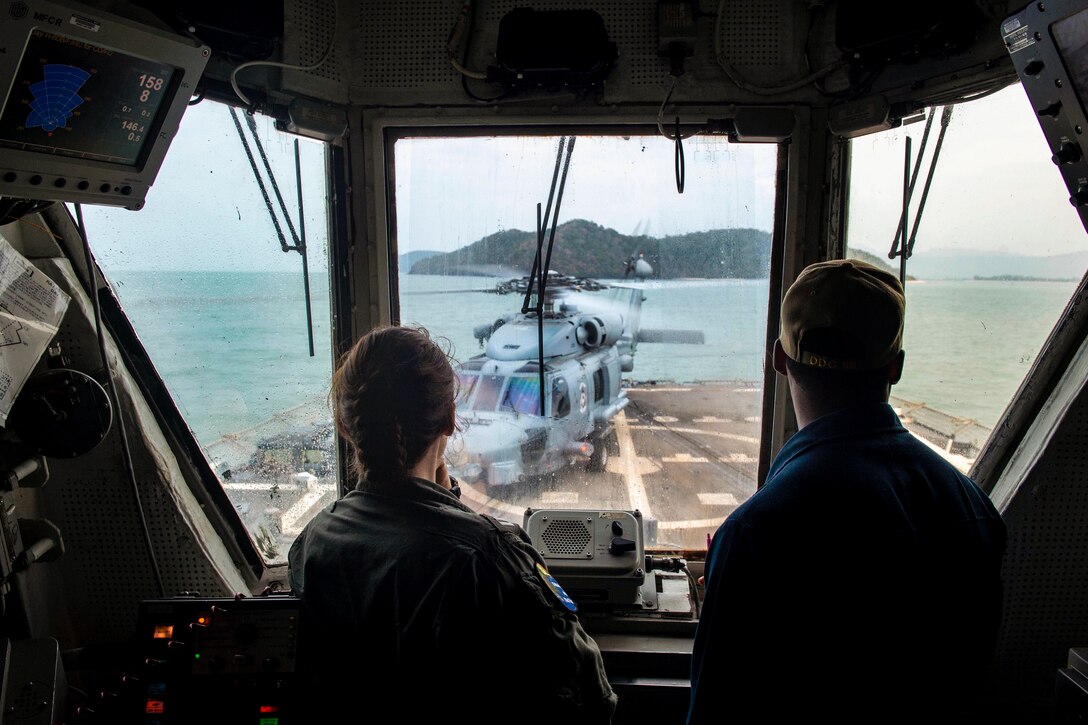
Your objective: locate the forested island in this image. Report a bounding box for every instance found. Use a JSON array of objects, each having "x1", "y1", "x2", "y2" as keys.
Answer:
[
  {"x1": 408, "y1": 219, "x2": 772, "y2": 279},
  {"x1": 405, "y1": 219, "x2": 918, "y2": 280}
]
